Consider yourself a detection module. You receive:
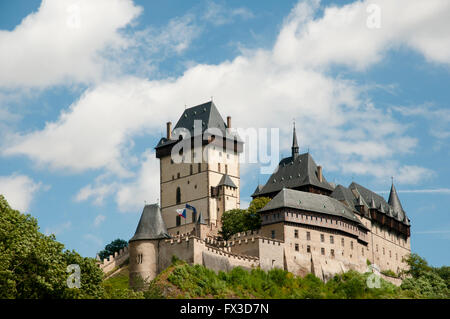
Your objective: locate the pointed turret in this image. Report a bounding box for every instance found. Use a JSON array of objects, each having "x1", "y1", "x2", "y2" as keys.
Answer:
[
  {"x1": 292, "y1": 122, "x2": 299, "y2": 159},
  {"x1": 370, "y1": 196, "x2": 376, "y2": 209},
  {"x1": 388, "y1": 181, "x2": 404, "y2": 220},
  {"x1": 129, "y1": 204, "x2": 171, "y2": 242}
]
